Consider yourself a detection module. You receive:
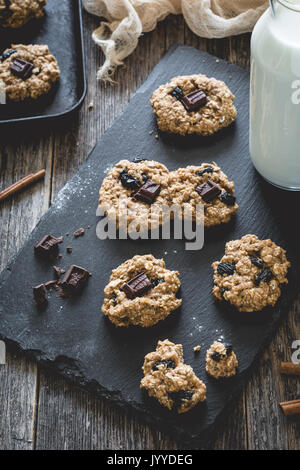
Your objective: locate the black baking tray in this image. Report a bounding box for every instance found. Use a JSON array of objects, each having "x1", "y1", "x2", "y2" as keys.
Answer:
[{"x1": 0, "y1": 0, "x2": 86, "y2": 125}]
